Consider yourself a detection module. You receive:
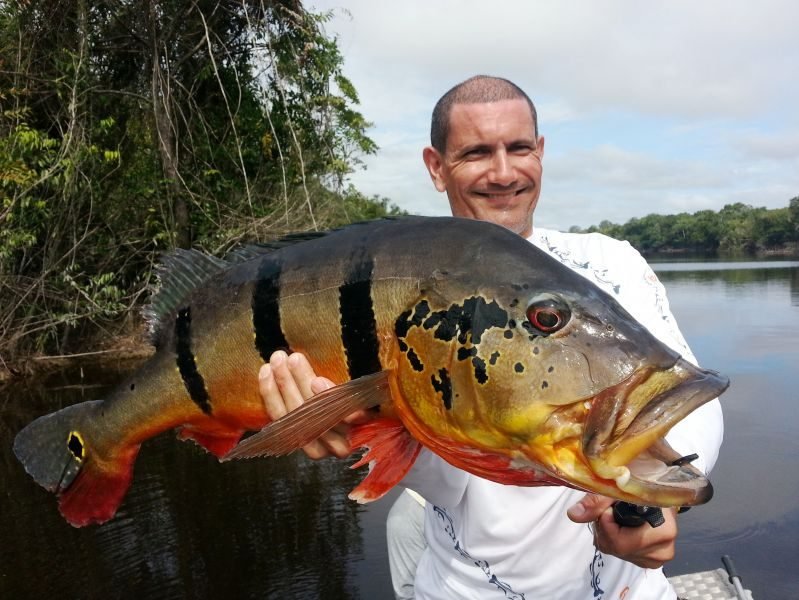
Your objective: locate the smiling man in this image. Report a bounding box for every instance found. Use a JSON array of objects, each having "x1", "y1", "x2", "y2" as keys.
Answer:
[
  {"x1": 259, "y1": 76, "x2": 723, "y2": 599},
  {"x1": 423, "y1": 91, "x2": 543, "y2": 237}
]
